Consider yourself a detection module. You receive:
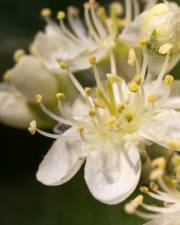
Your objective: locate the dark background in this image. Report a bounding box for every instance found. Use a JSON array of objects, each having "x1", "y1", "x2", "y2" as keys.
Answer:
[{"x1": 0, "y1": 1, "x2": 179, "y2": 225}]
